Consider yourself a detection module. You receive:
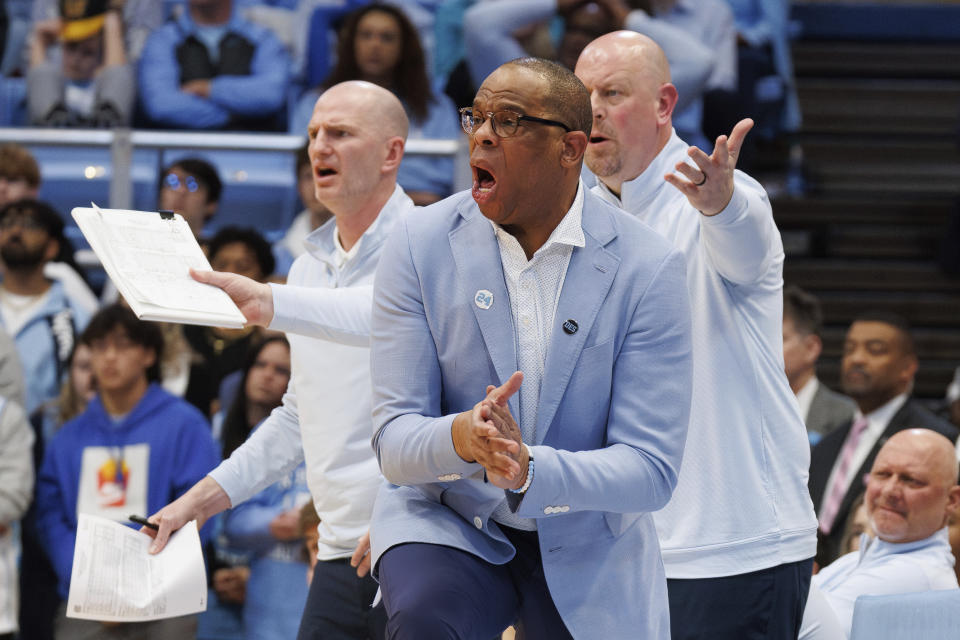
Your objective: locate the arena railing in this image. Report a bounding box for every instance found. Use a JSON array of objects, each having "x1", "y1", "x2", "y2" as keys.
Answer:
[{"x1": 0, "y1": 127, "x2": 471, "y2": 211}]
